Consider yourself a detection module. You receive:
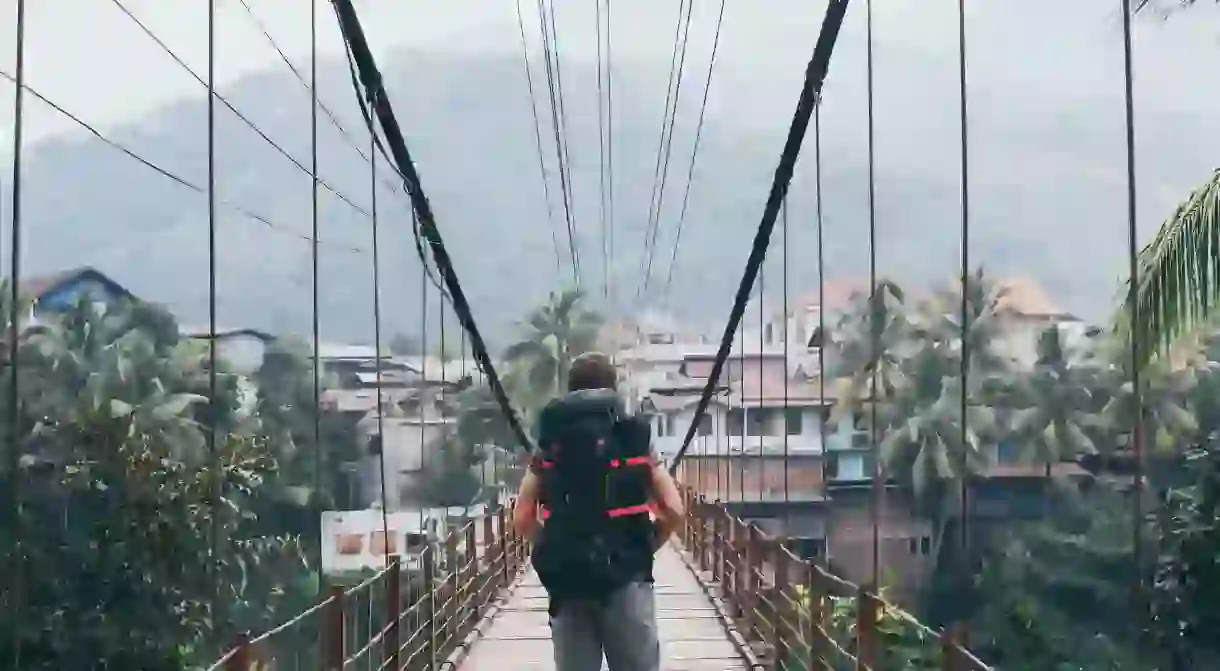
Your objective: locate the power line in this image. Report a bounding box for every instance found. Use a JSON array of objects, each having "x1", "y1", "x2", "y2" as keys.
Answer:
[
  {"x1": 108, "y1": 0, "x2": 372, "y2": 219},
  {"x1": 663, "y1": 0, "x2": 727, "y2": 297},
  {"x1": 0, "y1": 70, "x2": 364, "y2": 253},
  {"x1": 668, "y1": 0, "x2": 851, "y2": 475},
  {"x1": 514, "y1": 0, "x2": 564, "y2": 274}
]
